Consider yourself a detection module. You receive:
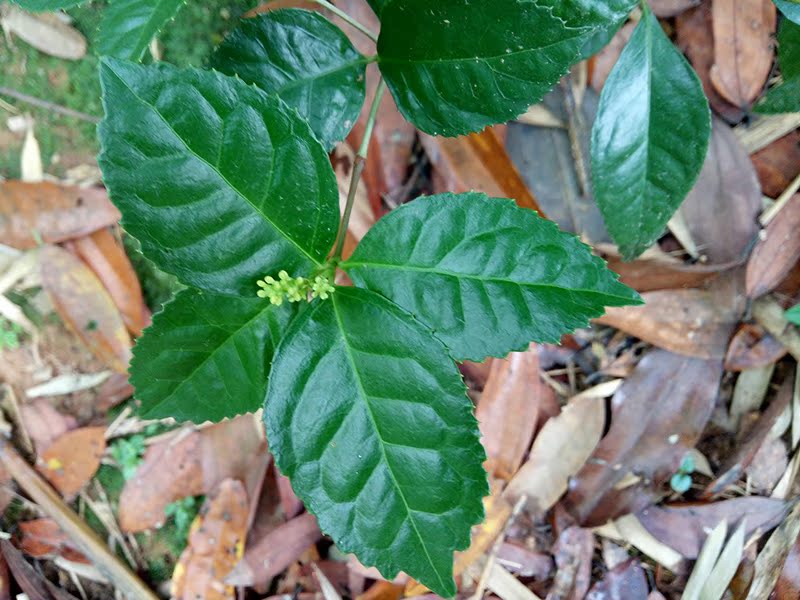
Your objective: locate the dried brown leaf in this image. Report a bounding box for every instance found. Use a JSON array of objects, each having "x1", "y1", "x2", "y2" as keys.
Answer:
[
  {"x1": 747, "y1": 195, "x2": 800, "y2": 298},
  {"x1": 19, "y1": 400, "x2": 77, "y2": 455},
  {"x1": 775, "y1": 535, "x2": 800, "y2": 600},
  {"x1": 477, "y1": 348, "x2": 552, "y2": 480},
  {"x1": 504, "y1": 396, "x2": 605, "y2": 515},
  {"x1": 1, "y1": 539, "x2": 78, "y2": 600},
  {"x1": 18, "y1": 518, "x2": 89, "y2": 563},
  {"x1": 71, "y1": 229, "x2": 148, "y2": 337},
  {"x1": 39, "y1": 245, "x2": 132, "y2": 373},
  {"x1": 0, "y1": 182, "x2": 120, "y2": 250},
  {"x1": 547, "y1": 527, "x2": 594, "y2": 600},
  {"x1": 172, "y1": 479, "x2": 248, "y2": 600},
  {"x1": 0, "y1": 6, "x2": 86, "y2": 60},
  {"x1": 562, "y1": 350, "x2": 722, "y2": 526},
  {"x1": 649, "y1": 0, "x2": 702, "y2": 17},
  {"x1": 636, "y1": 497, "x2": 787, "y2": 559},
  {"x1": 676, "y1": 118, "x2": 762, "y2": 264},
  {"x1": 37, "y1": 427, "x2": 105, "y2": 498},
  {"x1": 710, "y1": 0, "x2": 776, "y2": 107},
  {"x1": 725, "y1": 324, "x2": 787, "y2": 371},
  {"x1": 591, "y1": 22, "x2": 636, "y2": 92},
  {"x1": 585, "y1": 559, "x2": 649, "y2": 600},
  {"x1": 751, "y1": 130, "x2": 800, "y2": 199}
]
